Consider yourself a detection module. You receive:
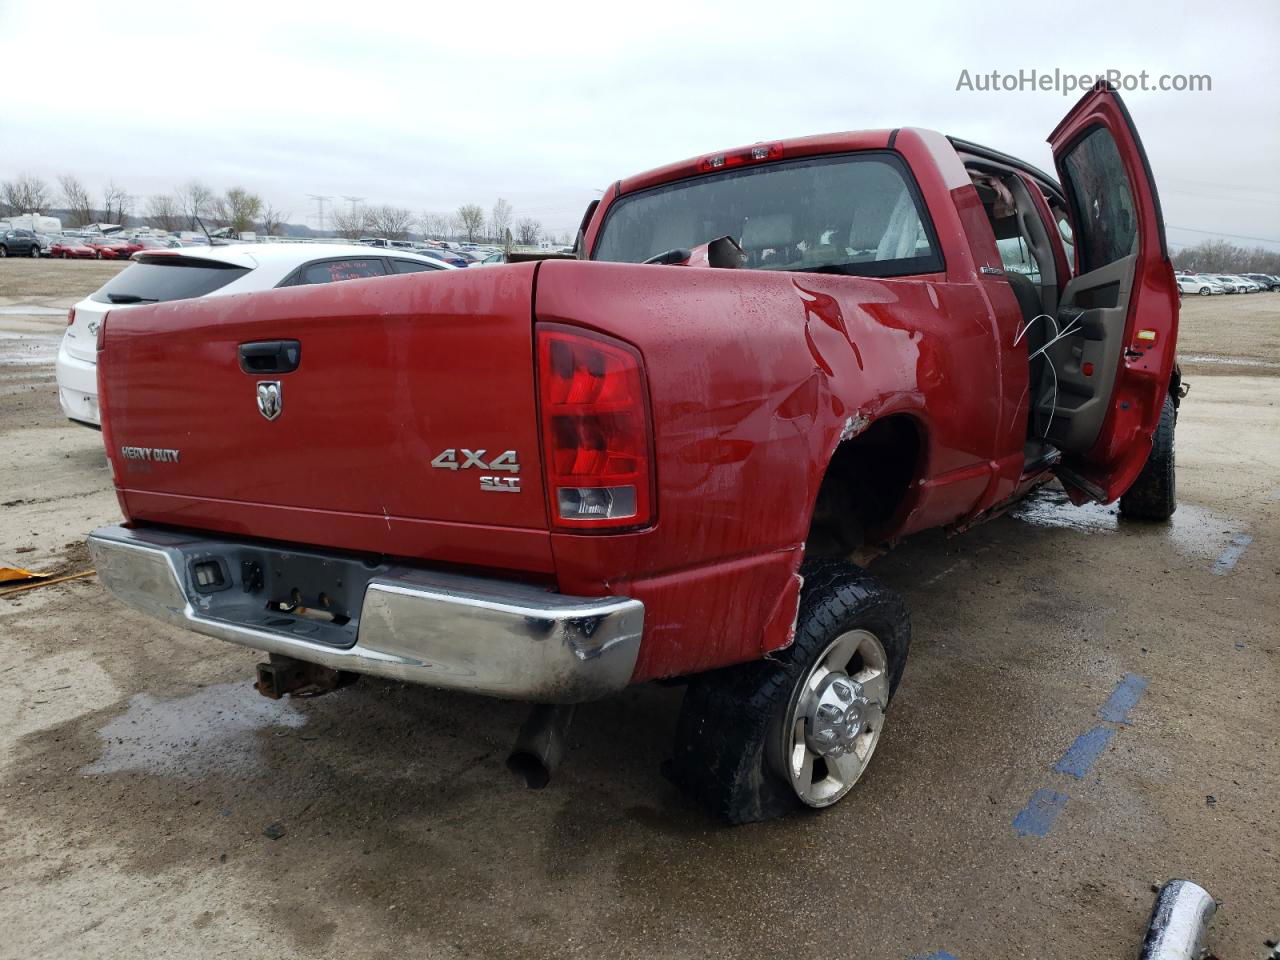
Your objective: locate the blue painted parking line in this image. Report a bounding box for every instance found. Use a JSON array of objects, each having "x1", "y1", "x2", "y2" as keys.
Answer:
[
  {"x1": 1054, "y1": 725, "x2": 1116, "y2": 779},
  {"x1": 1014, "y1": 673, "x2": 1151, "y2": 838},
  {"x1": 1212, "y1": 533, "x2": 1252, "y2": 575},
  {"x1": 910, "y1": 952, "x2": 959, "y2": 960},
  {"x1": 1012, "y1": 788, "x2": 1068, "y2": 837},
  {"x1": 1097, "y1": 673, "x2": 1149, "y2": 724}
]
